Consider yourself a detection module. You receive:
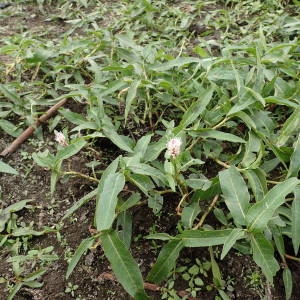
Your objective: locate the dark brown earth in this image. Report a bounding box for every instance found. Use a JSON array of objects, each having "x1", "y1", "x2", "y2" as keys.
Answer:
[{"x1": 1, "y1": 2, "x2": 300, "y2": 300}]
